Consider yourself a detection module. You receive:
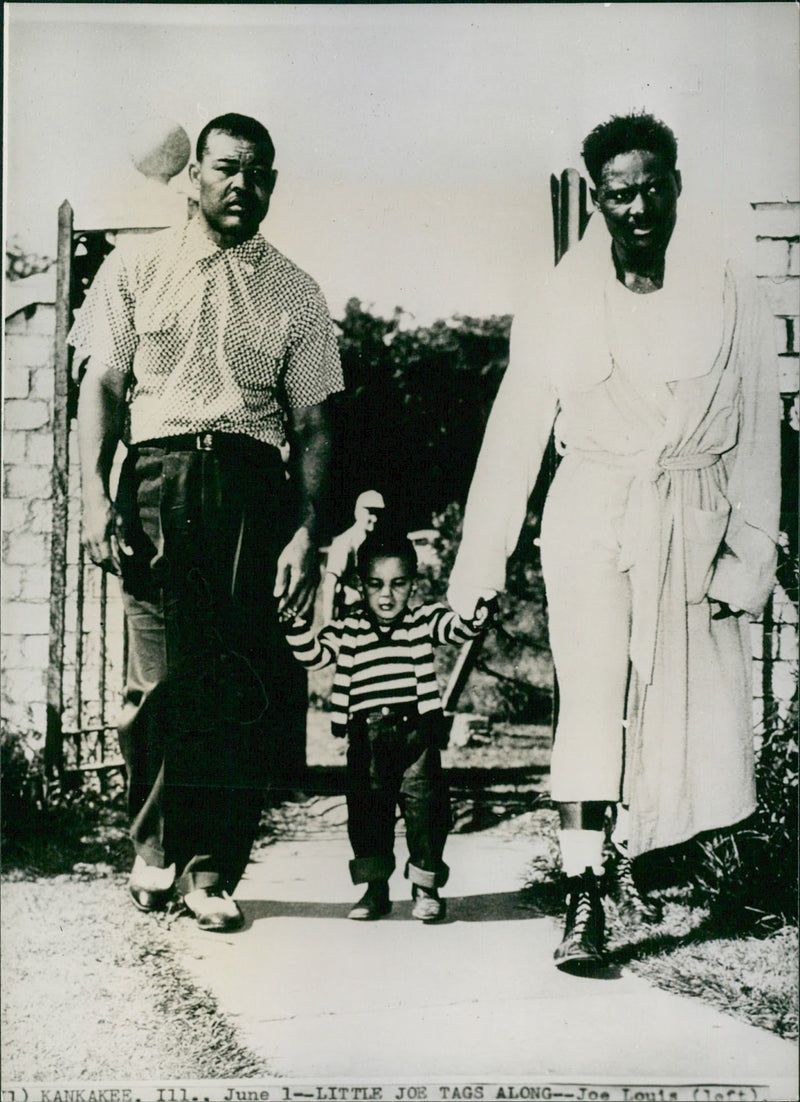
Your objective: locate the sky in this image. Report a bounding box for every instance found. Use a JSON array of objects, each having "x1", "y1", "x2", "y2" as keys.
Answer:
[{"x1": 4, "y1": 2, "x2": 799, "y2": 323}]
